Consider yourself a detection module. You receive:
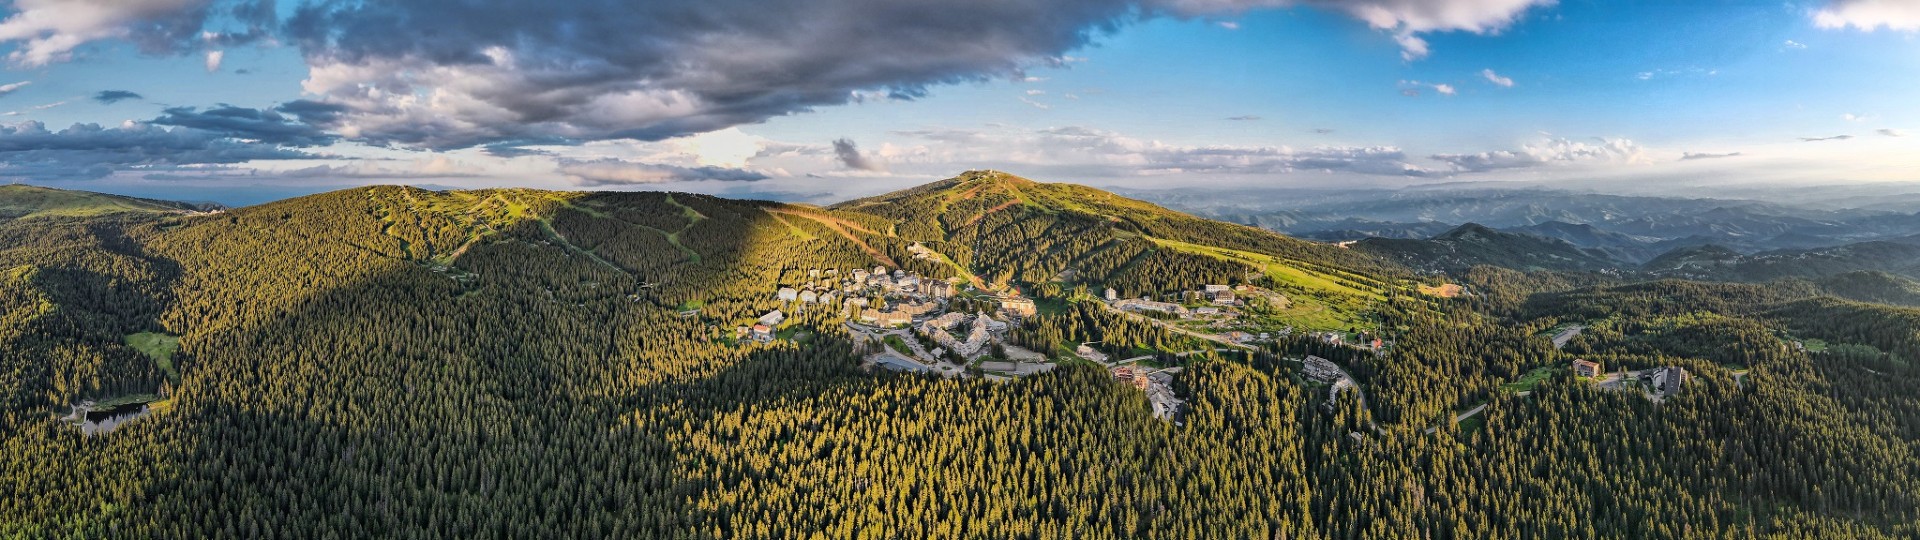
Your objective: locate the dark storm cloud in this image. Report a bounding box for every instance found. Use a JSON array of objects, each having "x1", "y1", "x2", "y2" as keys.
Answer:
[
  {"x1": 93, "y1": 90, "x2": 145, "y2": 104},
  {"x1": 150, "y1": 104, "x2": 336, "y2": 146},
  {"x1": 0, "y1": 121, "x2": 316, "y2": 181},
  {"x1": 271, "y1": 100, "x2": 349, "y2": 126},
  {"x1": 832, "y1": 138, "x2": 884, "y2": 172},
  {"x1": 482, "y1": 144, "x2": 554, "y2": 158},
  {"x1": 2, "y1": 0, "x2": 1555, "y2": 152},
  {"x1": 278, "y1": 0, "x2": 1153, "y2": 148}
]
